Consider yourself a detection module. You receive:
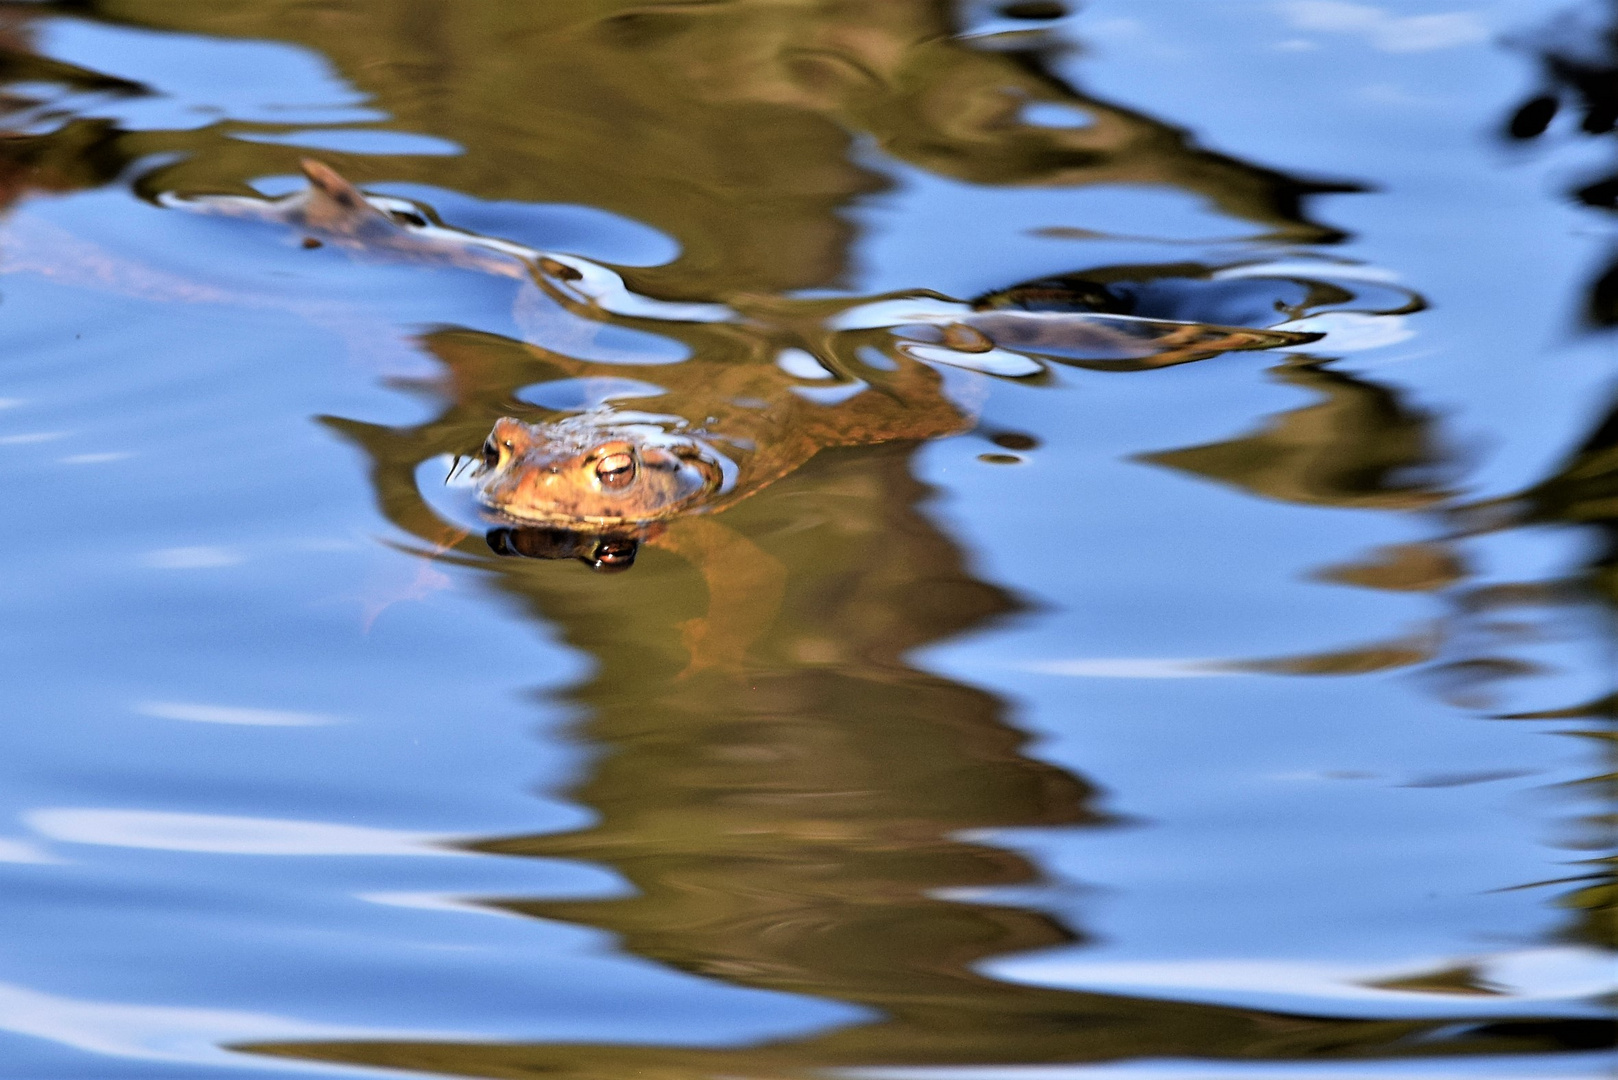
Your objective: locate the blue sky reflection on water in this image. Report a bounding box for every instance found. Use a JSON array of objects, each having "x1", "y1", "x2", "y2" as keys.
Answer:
[
  {"x1": 911, "y1": 0, "x2": 1613, "y2": 1030},
  {"x1": 0, "y1": 0, "x2": 1611, "y2": 1077}
]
